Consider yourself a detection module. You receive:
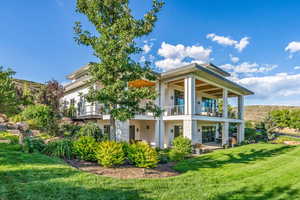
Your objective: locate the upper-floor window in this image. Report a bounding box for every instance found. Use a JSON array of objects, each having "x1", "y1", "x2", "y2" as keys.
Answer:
[
  {"x1": 202, "y1": 97, "x2": 217, "y2": 113},
  {"x1": 174, "y1": 90, "x2": 184, "y2": 105}
]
